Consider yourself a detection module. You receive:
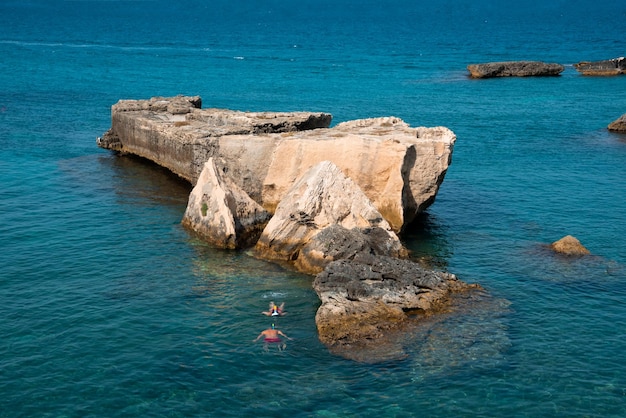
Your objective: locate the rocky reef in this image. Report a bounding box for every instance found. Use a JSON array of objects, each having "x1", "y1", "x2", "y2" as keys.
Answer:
[
  {"x1": 467, "y1": 61, "x2": 565, "y2": 78},
  {"x1": 98, "y1": 95, "x2": 478, "y2": 361},
  {"x1": 574, "y1": 57, "x2": 626, "y2": 76}
]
